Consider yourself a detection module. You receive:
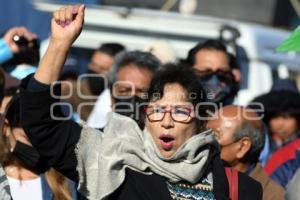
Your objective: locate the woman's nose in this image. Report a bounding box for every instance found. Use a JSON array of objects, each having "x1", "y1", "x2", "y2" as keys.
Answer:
[{"x1": 161, "y1": 112, "x2": 175, "y2": 128}]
